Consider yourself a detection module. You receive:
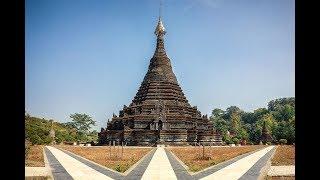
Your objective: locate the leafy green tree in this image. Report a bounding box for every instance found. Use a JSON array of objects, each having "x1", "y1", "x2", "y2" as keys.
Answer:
[
  {"x1": 236, "y1": 127, "x2": 249, "y2": 141},
  {"x1": 210, "y1": 108, "x2": 229, "y2": 140},
  {"x1": 230, "y1": 112, "x2": 241, "y2": 134},
  {"x1": 69, "y1": 113, "x2": 96, "y2": 134},
  {"x1": 241, "y1": 112, "x2": 255, "y2": 124},
  {"x1": 271, "y1": 104, "x2": 295, "y2": 122},
  {"x1": 268, "y1": 97, "x2": 295, "y2": 112},
  {"x1": 224, "y1": 106, "x2": 243, "y2": 120},
  {"x1": 87, "y1": 130, "x2": 99, "y2": 142},
  {"x1": 253, "y1": 108, "x2": 269, "y2": 120},
  {"x1": 211, "y1": 108, "x2": 225, "y2": 119},
  {"x1": 213, "y1": 118, "x2": 229, "y2": 135},
  {"x1": 63, "y1": 122, "x2": 77, "y2": 129},
  {"x1": 223, "y1": 134, "x2": 233, "y2": 144},
  {"x1": 273, "y1": 118, "x2": 295, "y2": 144},
  {"x1": 249, "y1": 123, "x2": 262, "y2": 144}
]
